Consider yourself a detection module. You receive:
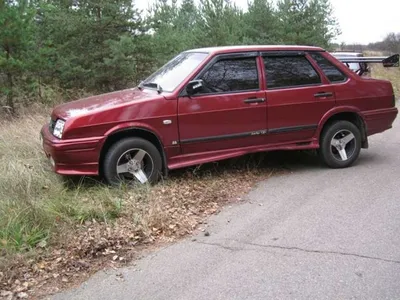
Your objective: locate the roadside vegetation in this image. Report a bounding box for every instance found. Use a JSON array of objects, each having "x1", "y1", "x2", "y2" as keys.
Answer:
[
  {"x1": 371, "y1": 64, "x2": 400, "y2": 98},
  {"x1": 1, "y1": 64, "x2": 399, "y2": 298},
  {"x1": 0, "y1": 113, "x2": 286, "y2": 298},
  {"x1": 1, "y1": 0, "x2": 400, "y2": 298},
  {"x1": 1, "y1": 0, "x2": 339, "y2": 116}
]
